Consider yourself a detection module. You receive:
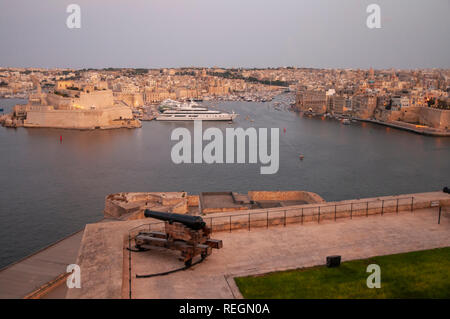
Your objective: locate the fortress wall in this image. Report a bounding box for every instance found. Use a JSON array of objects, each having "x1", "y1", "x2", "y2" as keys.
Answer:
[
  {"x1": 386, "y1": 110, "x2": 404, "y2": 121},
  {"x1": 419, "y1": 107, "x2": 450, "y2": 129},
  {"x1": 45, "y1": 90, "x2": 115, "y2": 110},
  {"x1": 78, "y1": 90, "x2": 114, "y2": 109},
  {"x1": 398, "y1": 106, "x2": 421, "y2": 123},
  {"x1": 114, "y1": 92, "x2": 144, "y2": 107},
  {"x1": 100, "y1": 106, "x2": 134, "y2": 121},
  {"x1": 24, "y1": 107, "x2": 133, "y2": 129},
  {"x1": 45, "y1": 94, "x2": 75, "y2": 109},
  {"x1": 386, "y1": 106, "x2": 449, "y2": 129}
]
